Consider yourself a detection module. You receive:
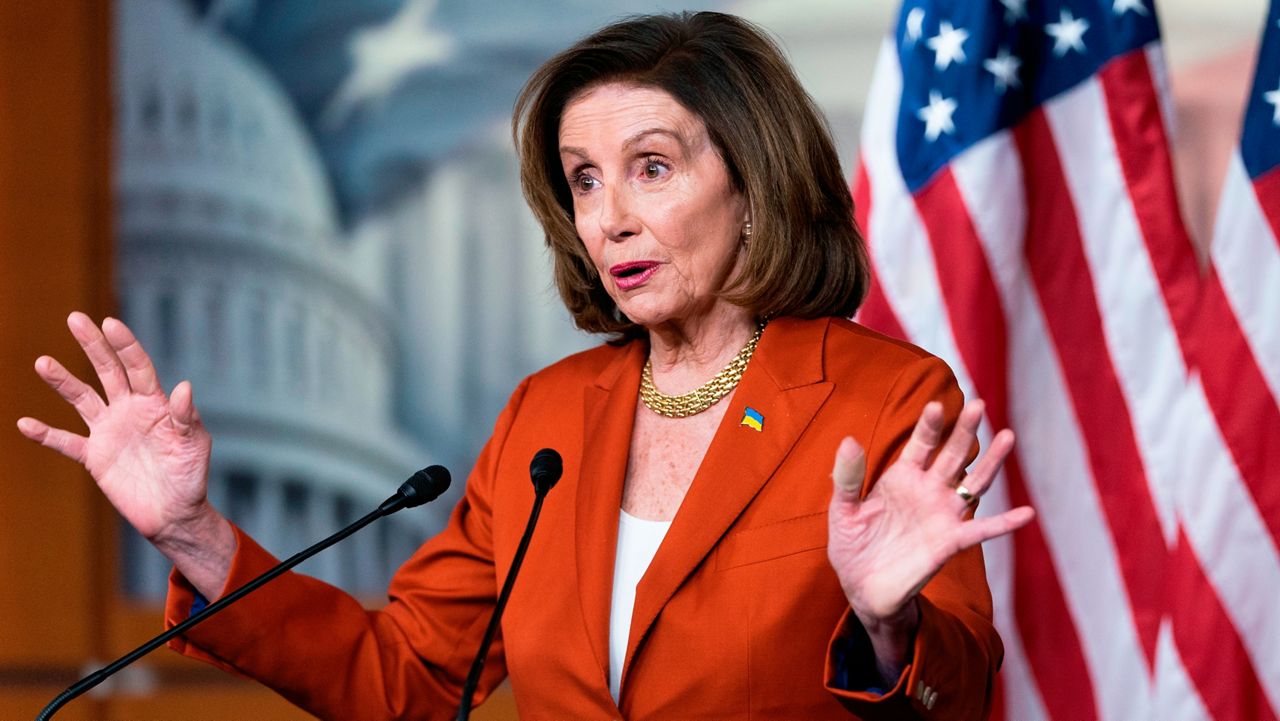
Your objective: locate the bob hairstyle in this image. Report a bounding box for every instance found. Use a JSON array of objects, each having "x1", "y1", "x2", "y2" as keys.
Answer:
[{"x1": 513, "y1": 11, "x2": 869, "y2": 339}]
